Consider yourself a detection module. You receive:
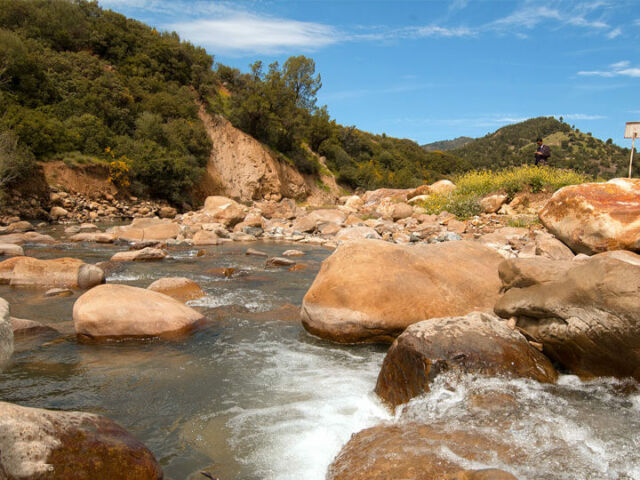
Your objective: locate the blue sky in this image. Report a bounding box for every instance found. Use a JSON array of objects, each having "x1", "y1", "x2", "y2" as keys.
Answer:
[{"x1": 99, "y1": 0, "x2": 639, "y2": 147}]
